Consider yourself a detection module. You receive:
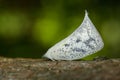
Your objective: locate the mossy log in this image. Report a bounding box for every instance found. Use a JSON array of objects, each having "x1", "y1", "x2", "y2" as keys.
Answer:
[{"x1": 0, "y1": 57, "x2": 120, "y2": 80}]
